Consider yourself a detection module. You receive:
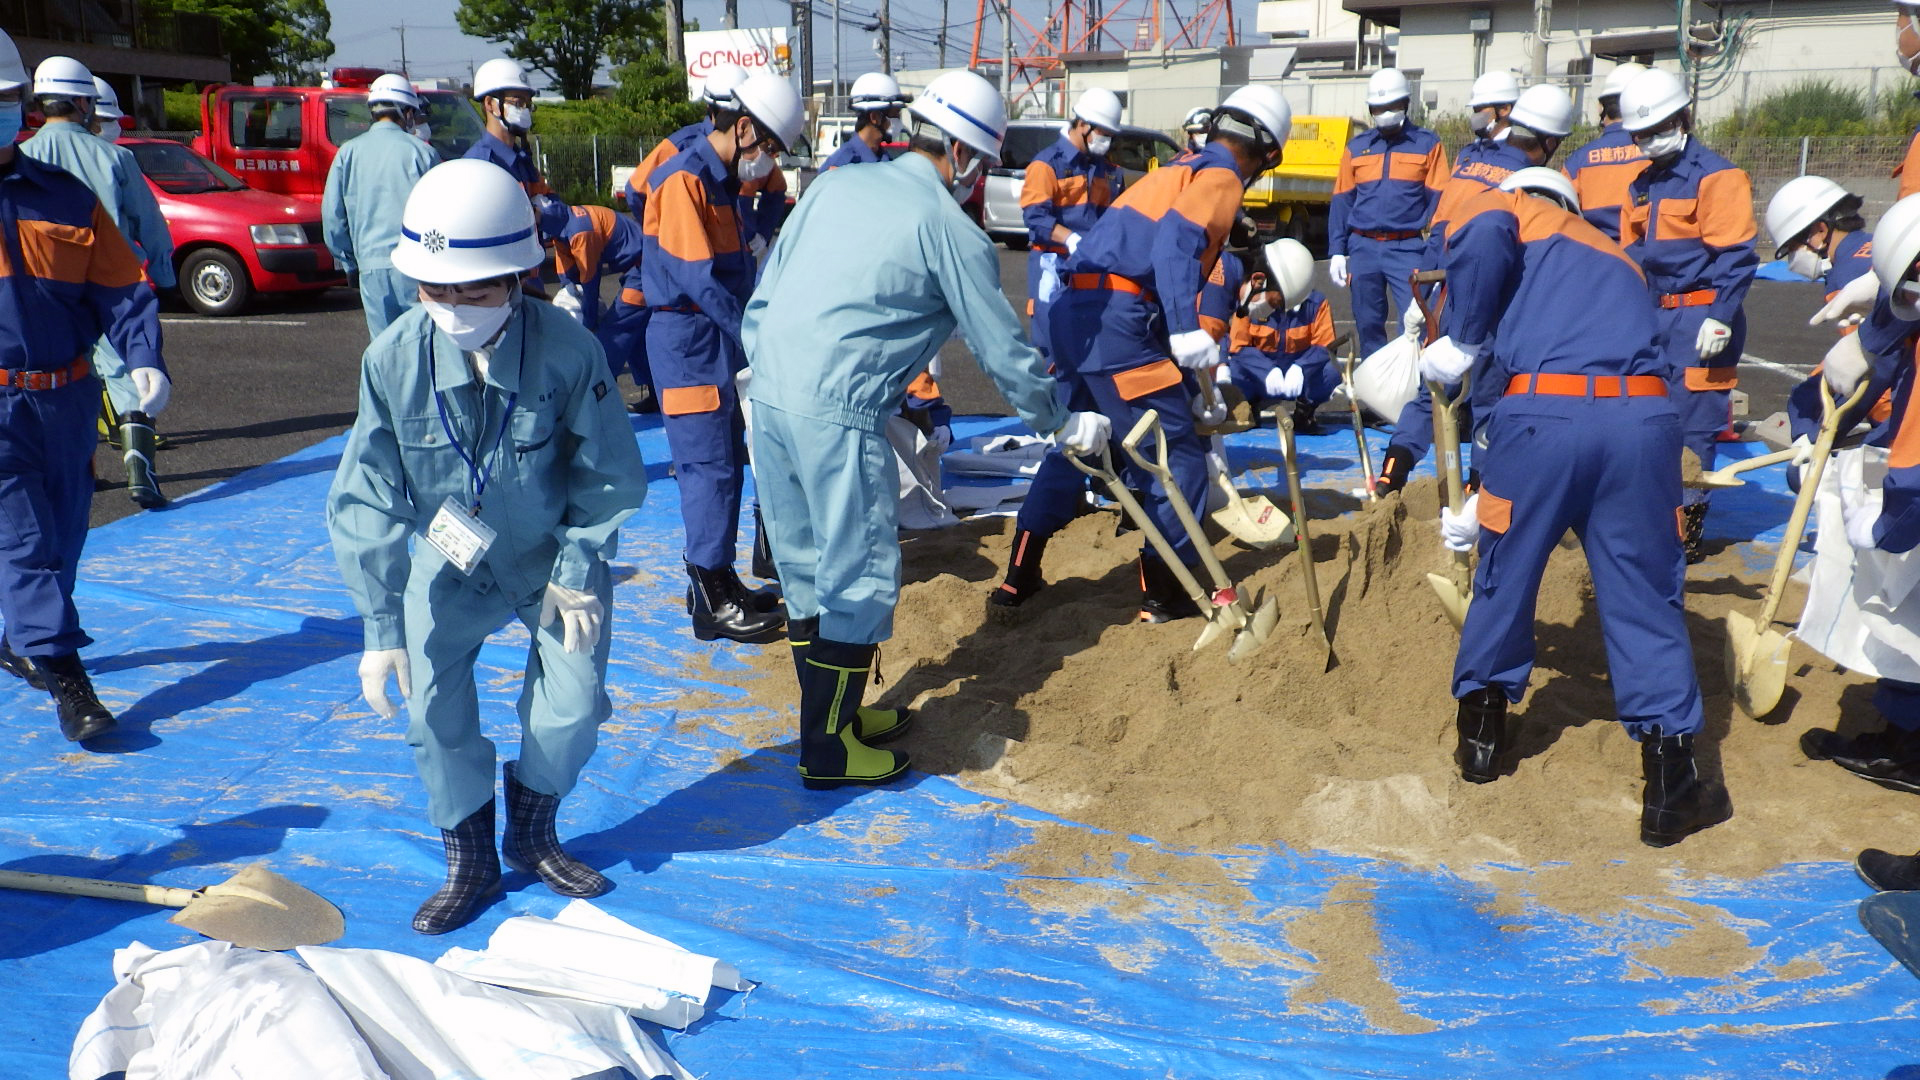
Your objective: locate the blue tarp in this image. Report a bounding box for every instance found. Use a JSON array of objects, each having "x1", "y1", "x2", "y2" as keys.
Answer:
[{"x1": 2, "y1": 414, "x2": 1914, "y2": 1078}]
